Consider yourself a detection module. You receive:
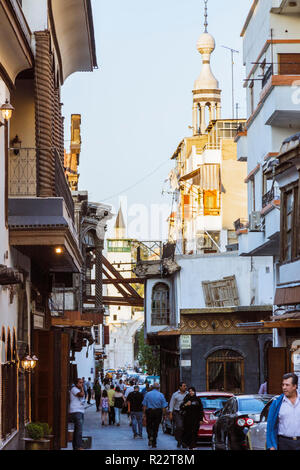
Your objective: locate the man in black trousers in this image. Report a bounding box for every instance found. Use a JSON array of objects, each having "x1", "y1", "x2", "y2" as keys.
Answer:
[{"x1": 142, "y1": 383, "x2": 168, "y2": 448}]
